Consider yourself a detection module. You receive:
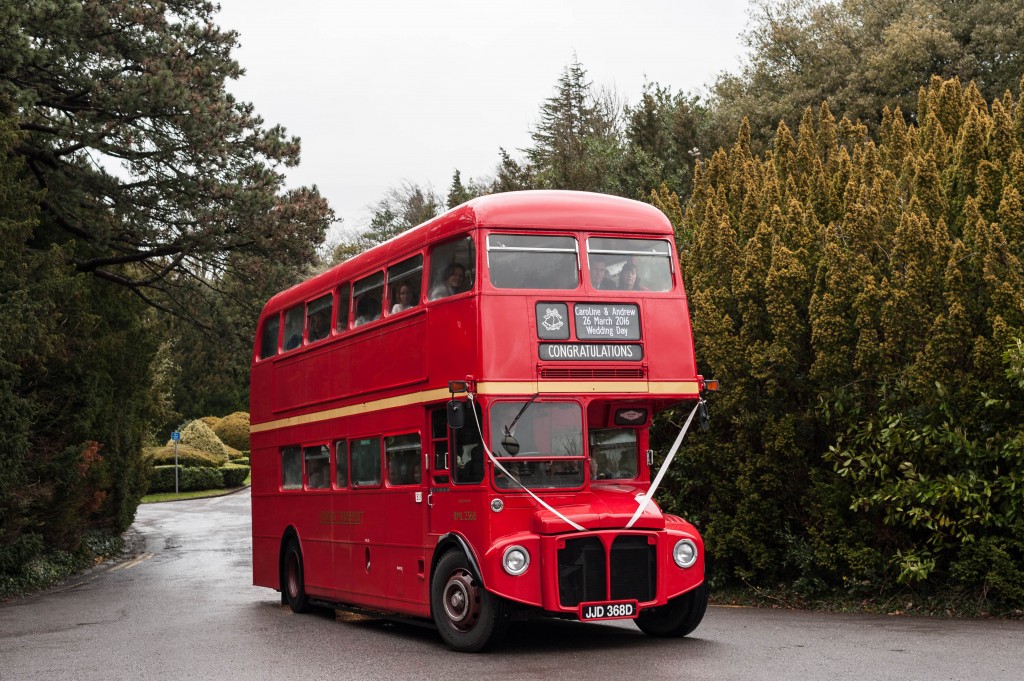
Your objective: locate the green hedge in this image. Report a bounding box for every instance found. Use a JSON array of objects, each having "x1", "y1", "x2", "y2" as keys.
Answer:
[
  {"x1": 221, "y1": 464, "x2": 250, "y2": 487},
  {"x1": 228, "y1": 457, "x2": 249, "y2": 466},
  {"x1": 148, "y1": 466, "x2": 224, "y2": 493}
]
